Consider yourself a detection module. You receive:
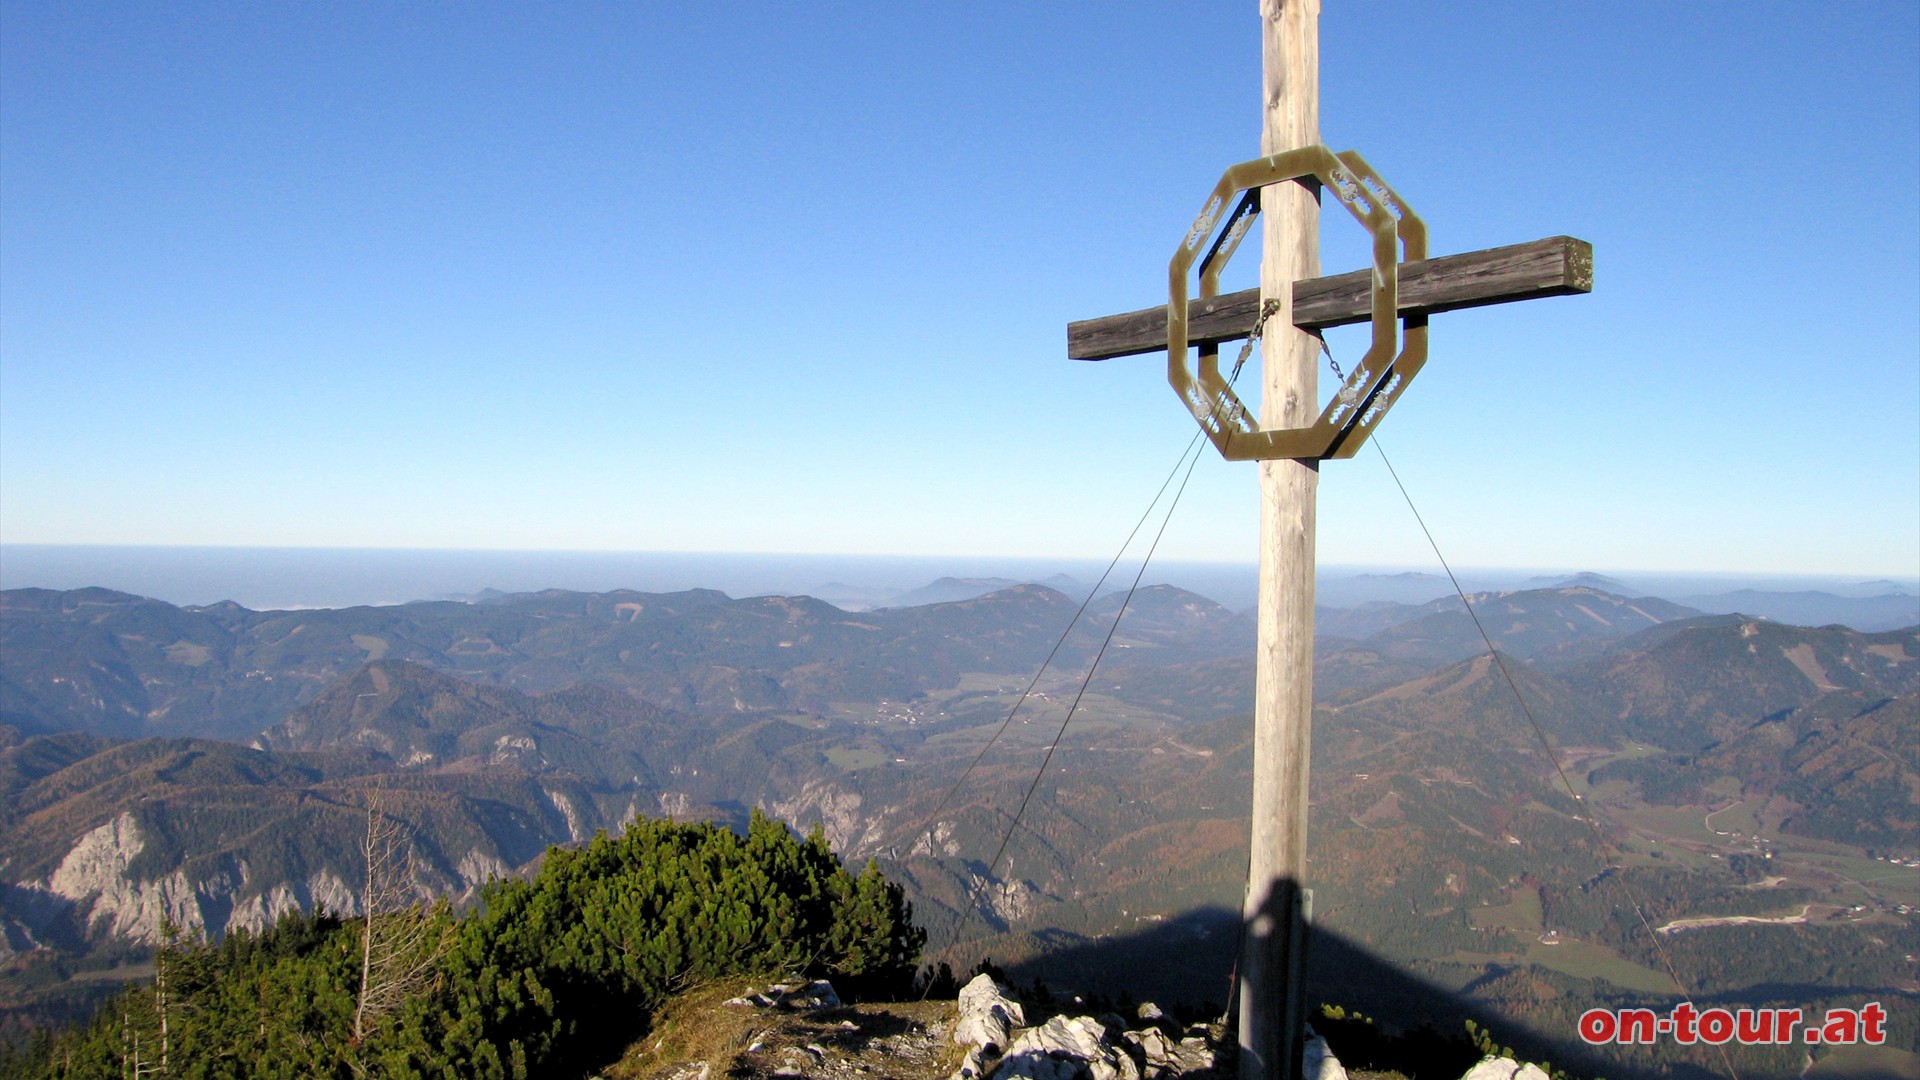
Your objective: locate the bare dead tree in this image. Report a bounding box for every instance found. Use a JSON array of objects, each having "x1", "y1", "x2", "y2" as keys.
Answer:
[
  {"x1": 122, "y1": 999, "x2": 162, "y2": 1079},
  {"x1": 115, "y1": 925, "x2": 196, "y2": 1079},
  {"x1": 151, "y1": 943, "x2": 168, "y2": 1077},
  {"x1": 352, "y1": 793, "x2": 449, "y2": 1048},
  {"x1": 146, "y1": 918, "x2": 207, "y2": 1077}
]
